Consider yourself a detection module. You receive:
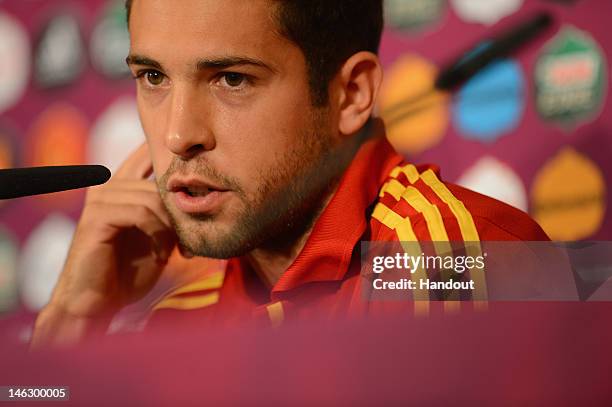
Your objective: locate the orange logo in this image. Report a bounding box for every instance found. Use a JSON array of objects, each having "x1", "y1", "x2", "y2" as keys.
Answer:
[
  {"x1": 530, "y1": 148, "x2": 606, "y2": 240},
  {"x1": 379, "y1": 54, "x2": 449, "y2": 155},
  {"x1": 26, "y1": 104, "x2": 88, "y2": 209}
]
